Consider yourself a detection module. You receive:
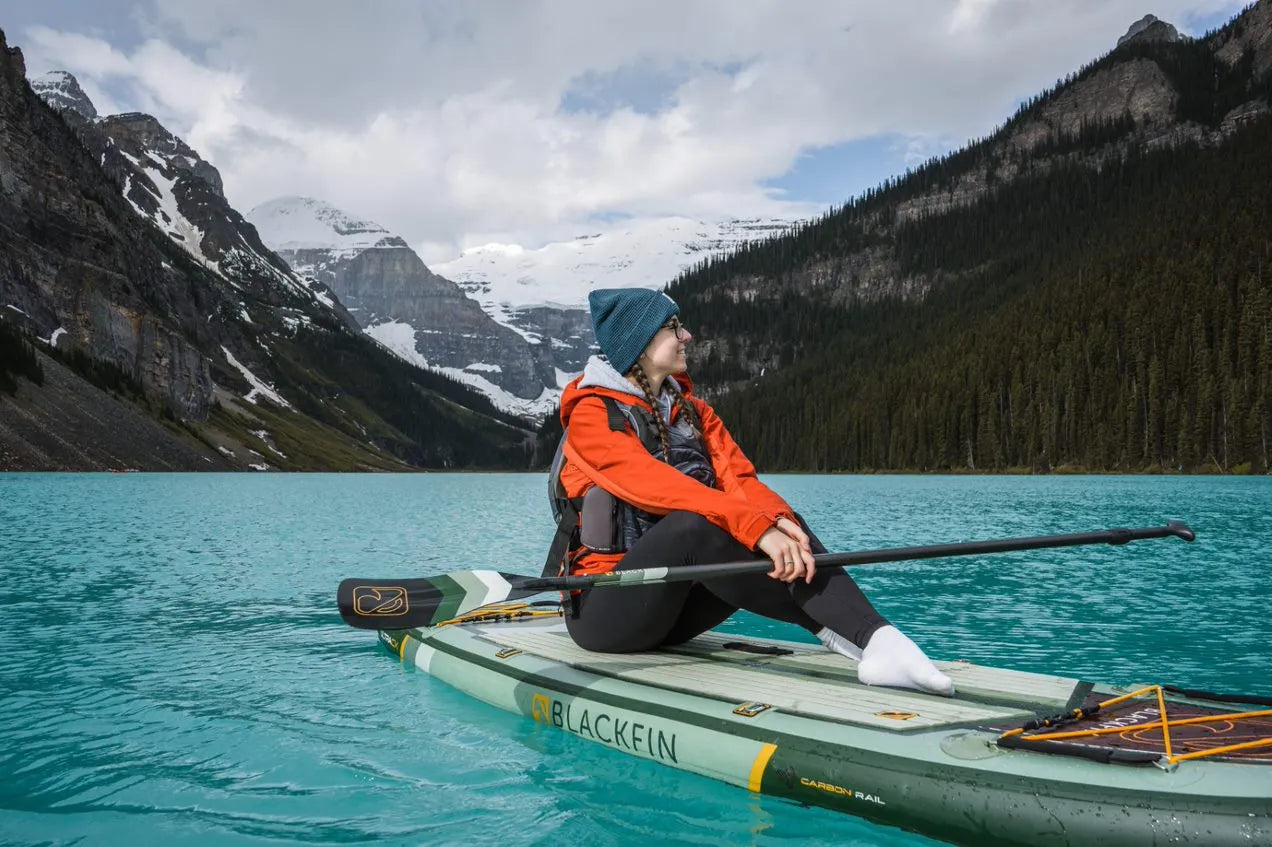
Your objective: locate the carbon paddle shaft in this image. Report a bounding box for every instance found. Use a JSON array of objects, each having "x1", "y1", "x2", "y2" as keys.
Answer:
[
  {"x1": 531, "y1": 521, "x2": 1196, "y2": 592},
  {"x1": 337, "y1": 521, "x2": 1193, "y2": 630}
]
